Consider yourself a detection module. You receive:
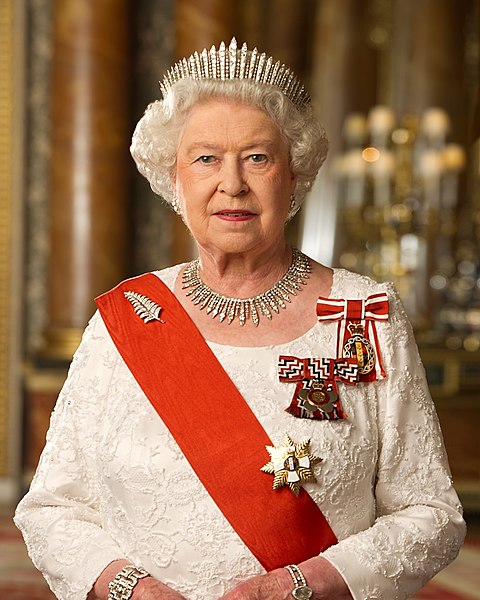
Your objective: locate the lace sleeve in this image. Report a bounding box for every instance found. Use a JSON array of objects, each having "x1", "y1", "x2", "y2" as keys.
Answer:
[
  {"x1": 321, "y1": 284, "x2": 466, "y2": 600},
  {"x1": 14, "y1": 312, "x2": 127, "y2": 600}
]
